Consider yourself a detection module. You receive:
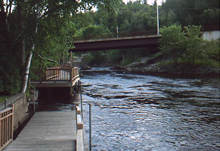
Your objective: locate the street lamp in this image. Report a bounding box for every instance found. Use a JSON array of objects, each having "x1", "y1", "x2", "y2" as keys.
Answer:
[{"x1": 156, "y1": 0, "x2": 160, "y2": 35}]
